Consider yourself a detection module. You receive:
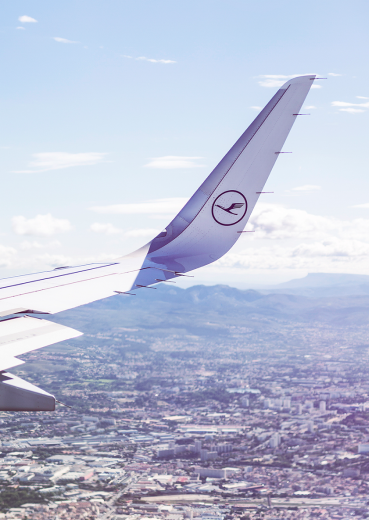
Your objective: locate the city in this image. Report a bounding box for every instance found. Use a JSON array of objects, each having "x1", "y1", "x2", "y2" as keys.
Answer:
[{"x1": 1, "y1": 282, "x2": 369, "y2": 519}]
